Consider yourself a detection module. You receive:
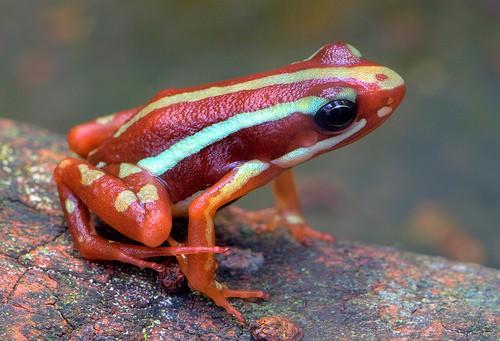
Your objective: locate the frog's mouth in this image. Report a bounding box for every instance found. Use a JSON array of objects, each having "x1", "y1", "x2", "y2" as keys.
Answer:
[{"x1": 271, "y1": 119, "x2": 367, "y2": 168}]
